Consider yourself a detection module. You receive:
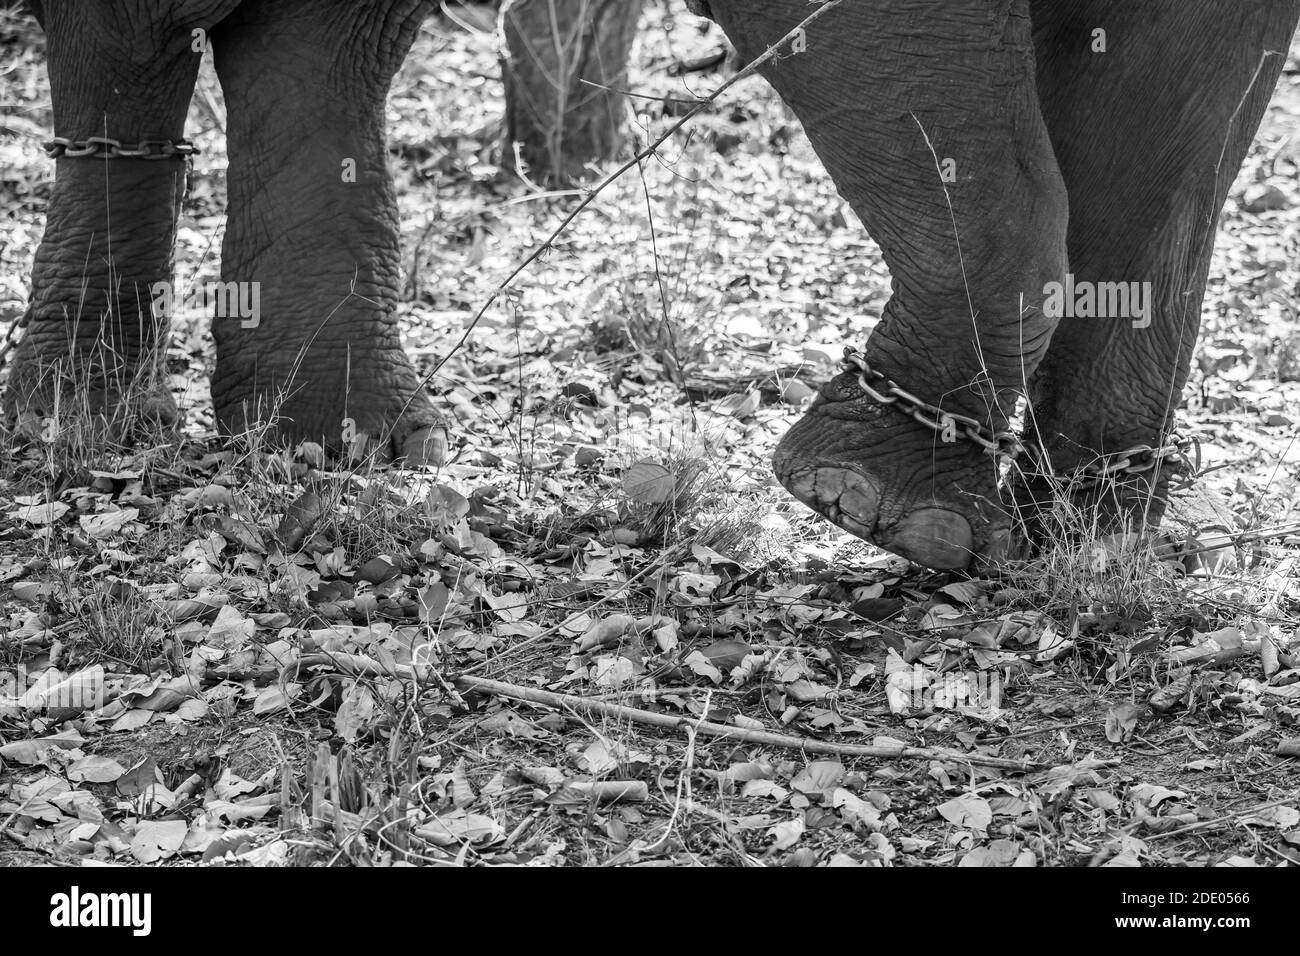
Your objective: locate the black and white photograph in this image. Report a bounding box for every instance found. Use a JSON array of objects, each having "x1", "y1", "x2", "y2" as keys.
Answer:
[{"x1": 0, "y1": 0, "x2": 1297, "y2": 899}]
